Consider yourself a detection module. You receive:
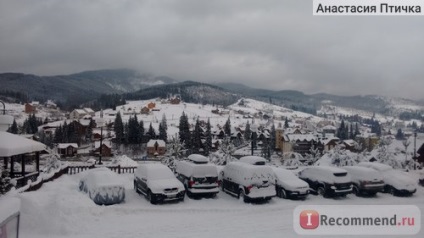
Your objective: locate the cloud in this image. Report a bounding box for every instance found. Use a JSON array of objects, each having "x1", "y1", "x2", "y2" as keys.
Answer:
[{"x1": 0, "y1": 0, "x2": 423, "y2": 99}]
